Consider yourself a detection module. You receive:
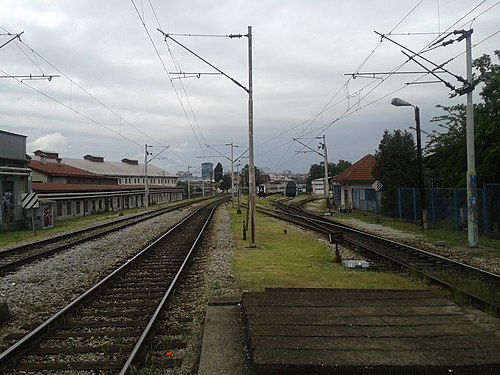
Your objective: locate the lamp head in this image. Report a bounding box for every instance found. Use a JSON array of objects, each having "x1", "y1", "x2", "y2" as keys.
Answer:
[{"x1": 391, "y1": 97, "x2": 413, "y2": 107}]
